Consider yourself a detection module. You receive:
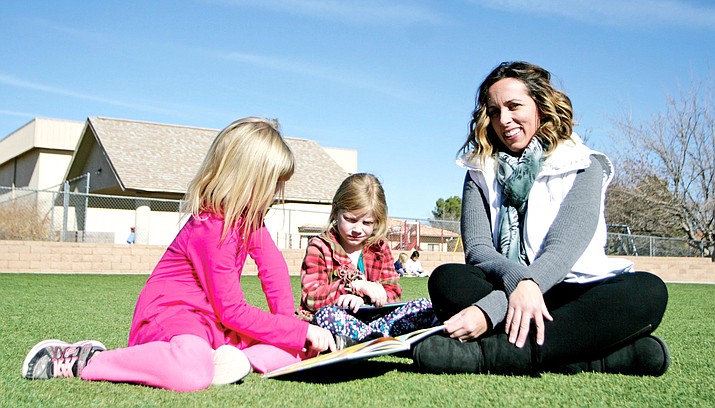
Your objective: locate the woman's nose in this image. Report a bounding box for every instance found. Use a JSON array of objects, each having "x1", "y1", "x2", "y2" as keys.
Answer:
[{"x1": 498, "y1": 109, "x2": 512, "y2": 125}]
